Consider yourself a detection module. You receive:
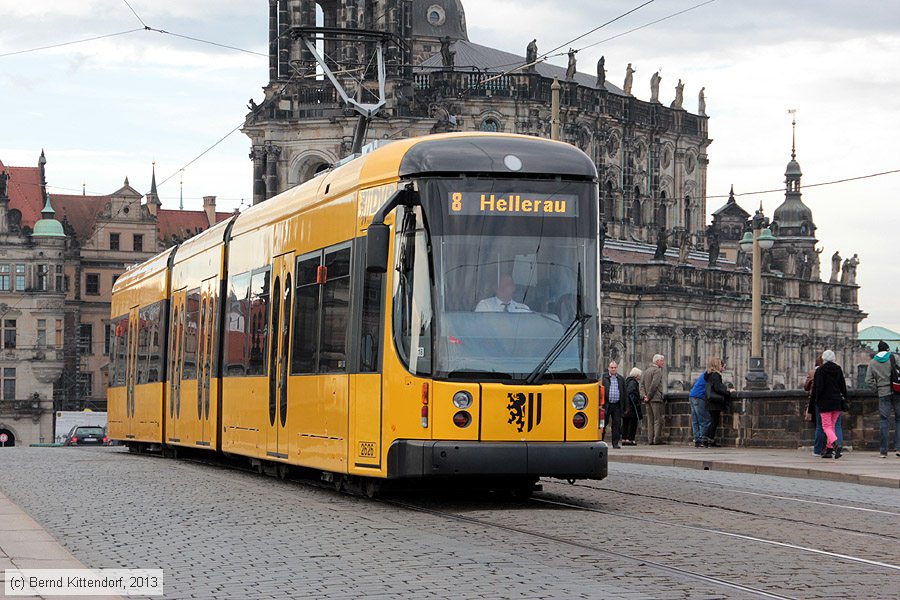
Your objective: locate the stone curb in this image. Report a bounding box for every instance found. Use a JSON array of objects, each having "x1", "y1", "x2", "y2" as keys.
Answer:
[{"x1": 608, "y1": 453, "x2": 900, "y2": 489}]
